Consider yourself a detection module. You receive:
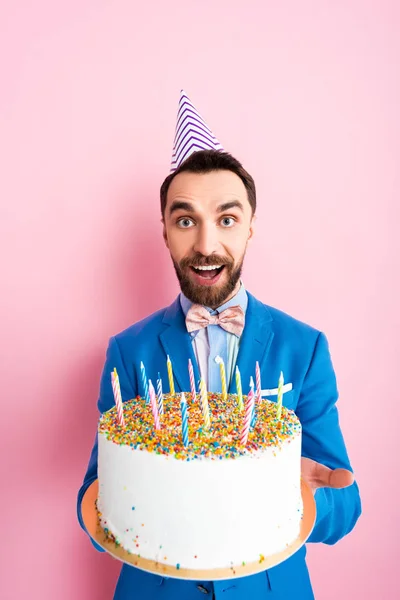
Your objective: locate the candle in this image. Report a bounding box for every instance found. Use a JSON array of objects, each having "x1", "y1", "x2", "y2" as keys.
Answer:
[
  {"x1": 250, "y1": 376, "x2": 257, "y2": 428},
  {"x1": 215, "y1": 355, "x2": 227, "y2": 400},
  {"x1": 167, "y1": 355, "x2": 175, "y2": 395},
  {"x1": 180, "y1": 392, "x2": 189, "y2": 447},
  {"x1": 188, "y1": 359, "x2": 196, "y2": 401},
  {"x1": 148, "y1": 379, "x2": 160, "y2": 430},
  {"x1": 276, "y1": 371, "x2": 284, "y2": 419},
  {"x1": 157, "y1": 373, "x2": 163, "y2": 415},
  {"x1": 111, "y1": 368, "x2": 125, "y2": 427},
  {"x1": 240, "y1": 384, "x2": 255, "y2": 446},
  {"x1": 140, "y1": 361, "x2": 150, "y2": 404},
  {"x1": 199, "y1": 377, "x2": 211, "y2": 430},
  {"x1": 255, "y1": 361, "x2": 262, "y2": 403},
  {"x1": 235, "y1": 366, "x2": 244, "y2": 411}
]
